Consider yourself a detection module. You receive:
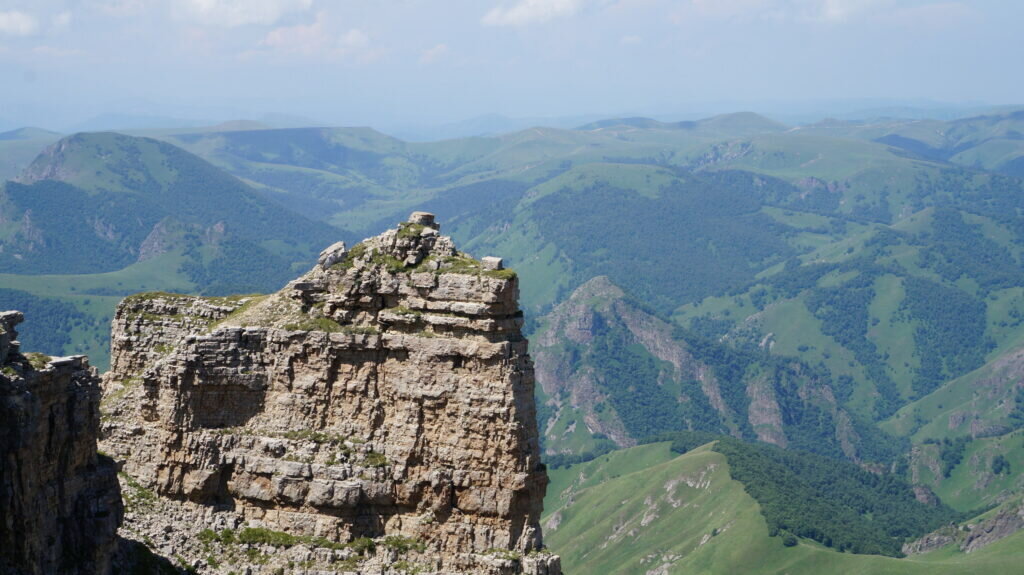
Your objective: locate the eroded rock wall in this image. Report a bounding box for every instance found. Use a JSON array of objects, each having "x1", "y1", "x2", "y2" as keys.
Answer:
[
  {"x1": 101, "y1": 214, "x2": 560, "y2": 574},
  {"x1": 0, "y1": 312, "x2": 123, "y2": 575}
]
